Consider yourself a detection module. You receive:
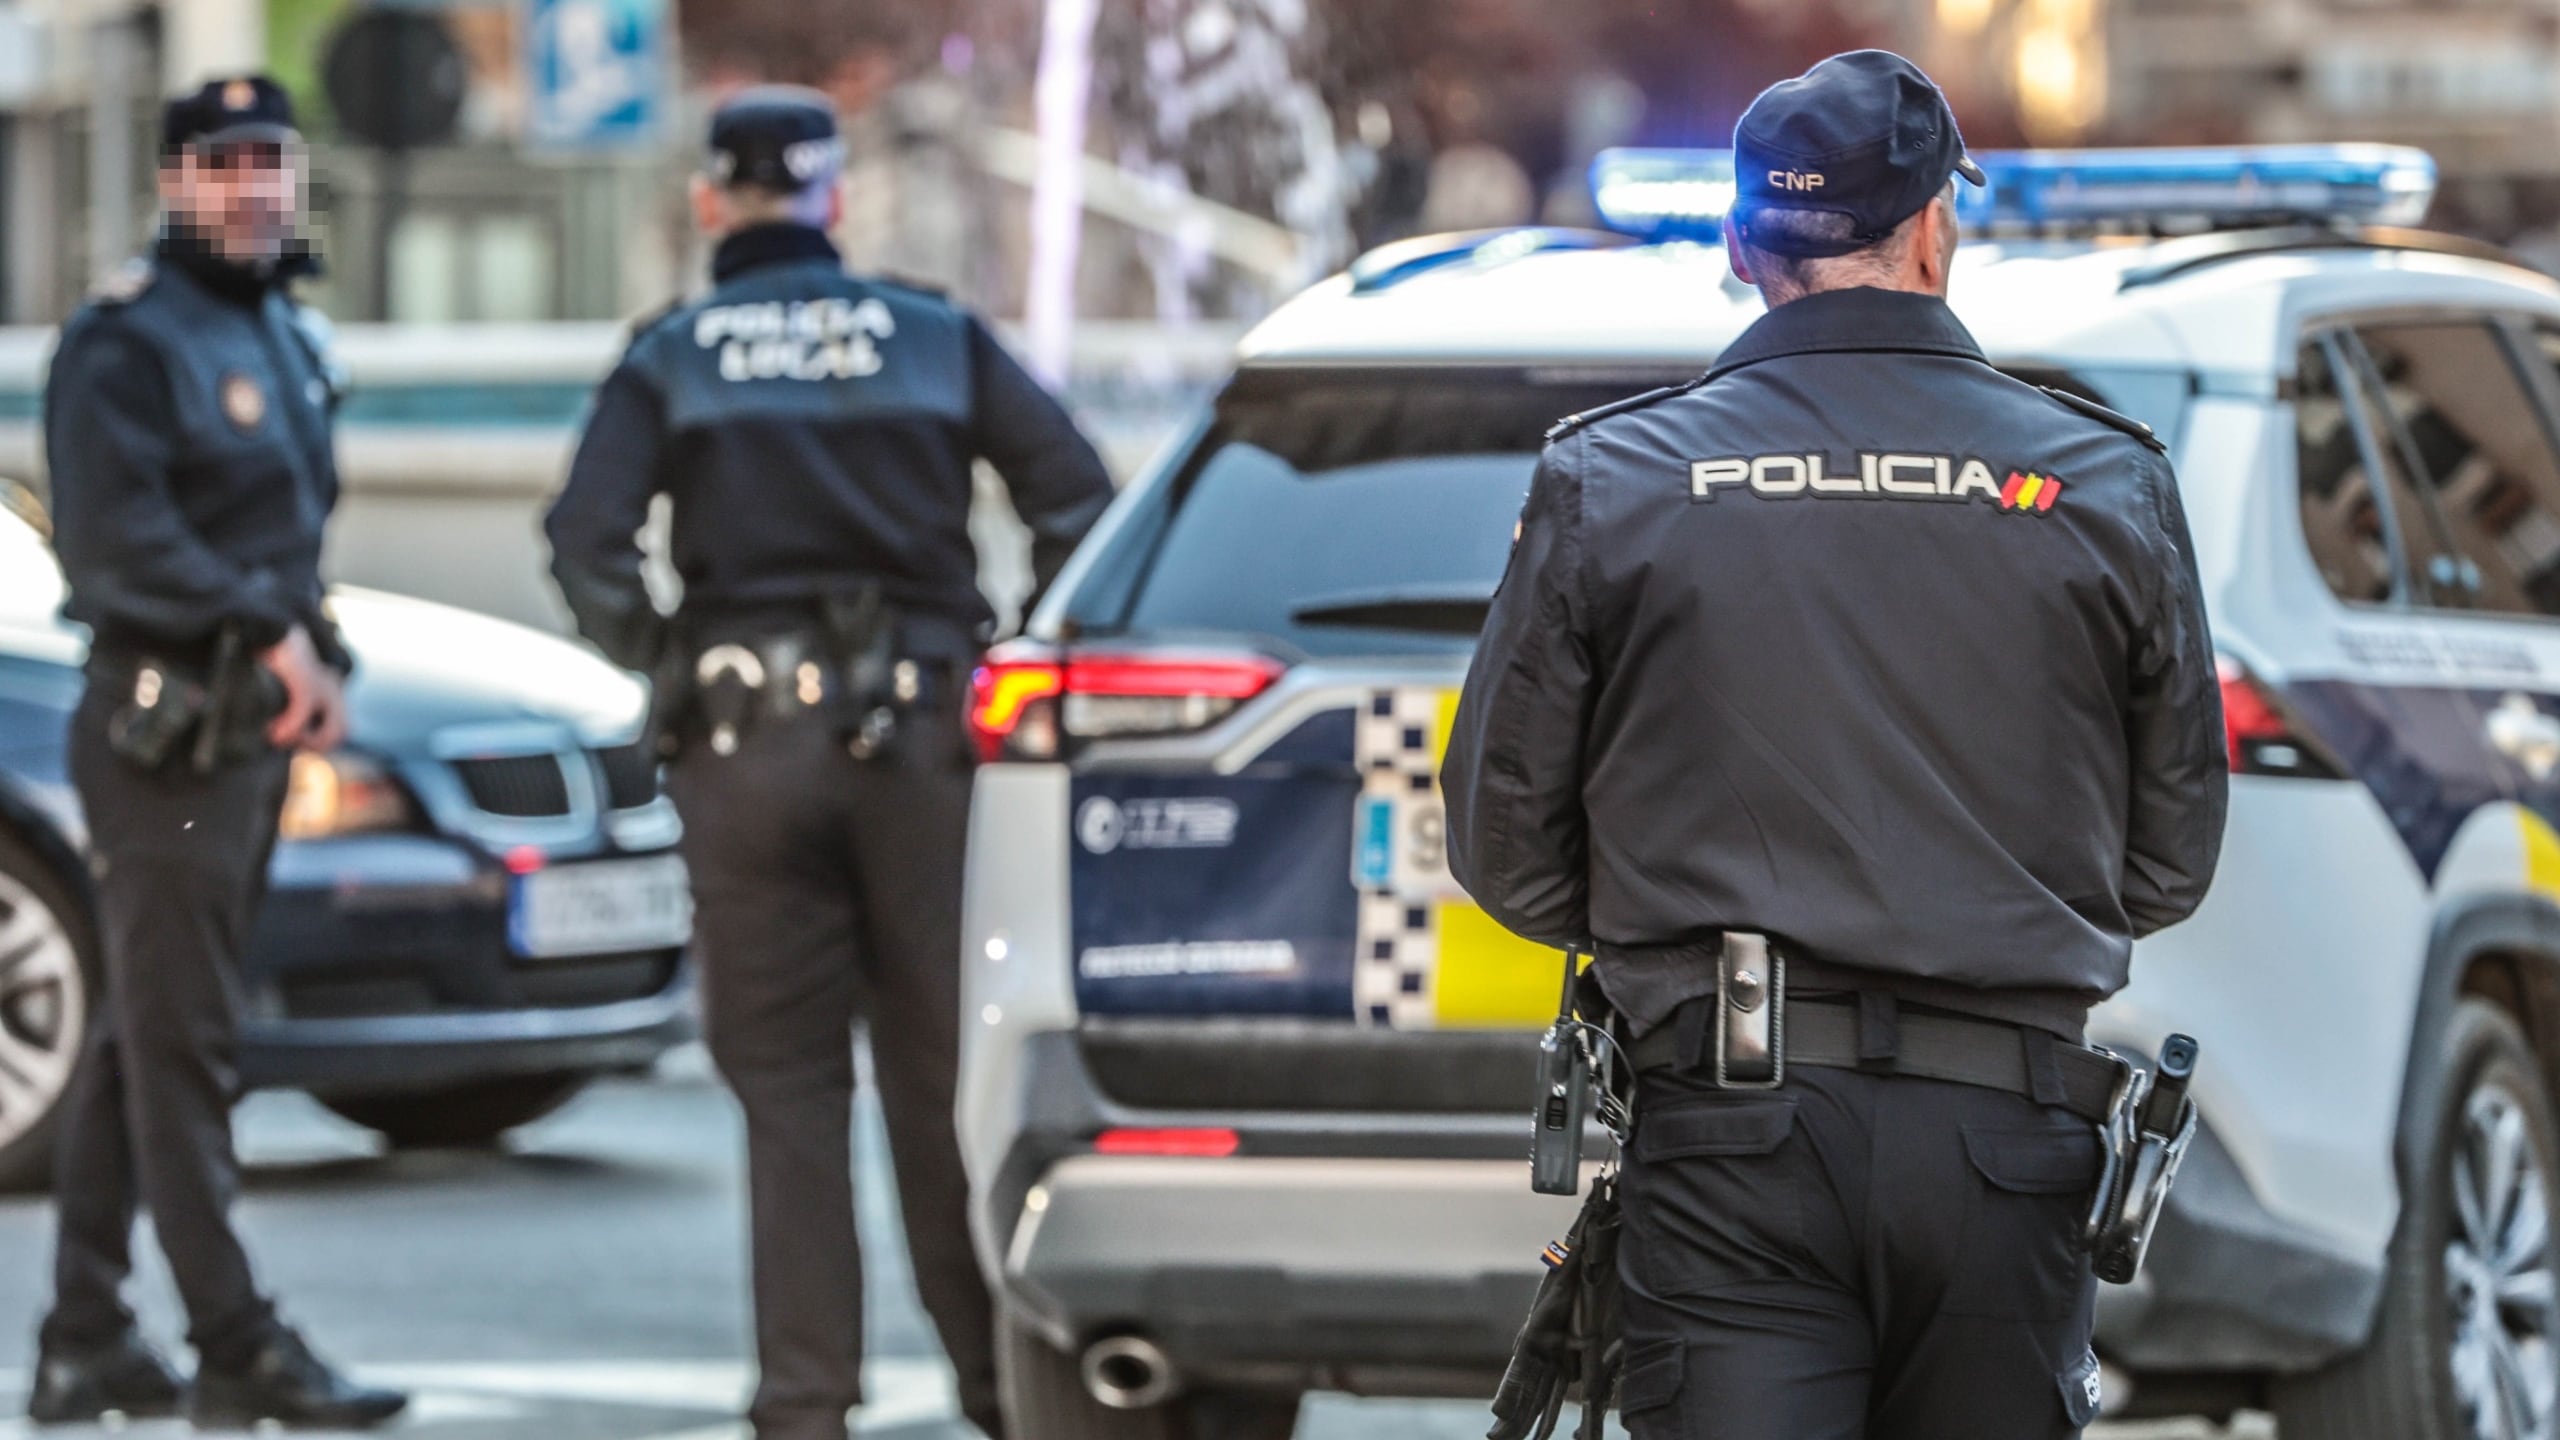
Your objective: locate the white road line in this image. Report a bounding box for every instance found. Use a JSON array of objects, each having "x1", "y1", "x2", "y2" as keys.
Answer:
[{"x1": 0, "y1": 1356, "x2": 958, "y2": 1438}]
